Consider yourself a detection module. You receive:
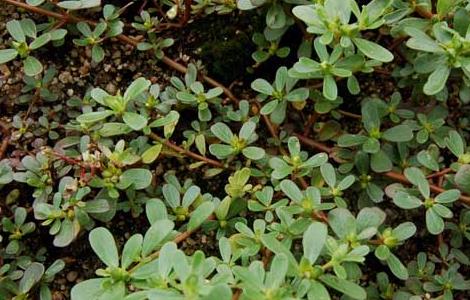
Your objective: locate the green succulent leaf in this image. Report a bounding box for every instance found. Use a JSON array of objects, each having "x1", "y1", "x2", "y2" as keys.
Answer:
[
  {"x1": 188, "y1": 202, "x2": 214, "y2": 230},
  {"x1": 370, "y1": 150, "x2": 393, "y2": 173},
  {"x1": 308, "y1": 281, "x2": 330, "y2": 300},
  {"x1": 323, "y1": 75, "x2": 337, "y2": 100},
  {"x1": 58, "y1": 0, "x2": 101, "y2": 10},
  {"x1": 121, "y1": 234, "x2": 143, "y2": 269},
  {"x1": 426, "y1": 208, "x2": 445, "y2": 235},
  {"x1": 386, "y1": 253, "x2": 408, "y2": 280},
  {"x1": 7, "y1": 20, "x2": 26, "y2": 42},
  {"x1": 89, "y1": 227, "x2": 119, "y2": 267},
  {"x1": 382, "y1": 125, "x2": 413, "y2": 142},
  {"x1": 0, "y1": 49, "x2": 18, "y2": 64},
  {"x1": 242, "y1": 146, "x2": 265, "y2": 160},
  {"x1": 142, "y1": 143, "x2": 163, "y2": 164},
  {"x1": 19, "y1": 262, "x2": 45, "y2": 293},
  {"x1": 392, "y1": 222, "x2": 417, "y2": 241},
  {"x1": 211, "y1": 122, "x2": 234, "y2": 144},
  {"x1": 54, "y1": 218, "x2": 79, "y2": 247},
  {"x1": 29, "y1": 33, "x2": 51, "y2": 50},
  {"x1": 435, "y1": 189, "x2": 460, "y2": 204},
  {"x1": 71, "y1": 279, "x2": 105, "y2": 300},
  {"x1": 405, "y1": 27, "x2": 443, "y2": 53},
  {"x1": 404, "y1": 167, "x2": 430, "y2": 198},
  {"x1": 423, "y1": 64, "x2": 450, "y2": 95},
  {"x1": 455, "y1": 164, "x2": 470, "y2": 194},
  {"x1": 303, "y1": 222, "x2": 327, "y2": 264},
  {"x1": 352, "y1": 38, "x2": 393, "y2": 62},
  {"x1": 393, "y1": 191, "x2": 422, "y2": 209},
  {"x1": 23, "y1": 56, "x2": 43, "y2": 76},
  {"x1": 142, "y1": 219, "x2": 174, "y2": 256},
  {"x1": 119, "y1": 168, "x2": 152, "y2": 190},
  {"x1": 319, "y1": 274, "x2": 366, "y2": 300},
  {"x1": 251, "y1": 78, "x2": 274, "y2": 95},
  {"x1": 123, "y1": 111, "x2": 148, "y2": 130},
  {"x1": 77, "y1": 110, "x2": 114, "y2": 124},
  {"x1": 124, "y1": 77, "x2": 151, "y2": 101}
]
